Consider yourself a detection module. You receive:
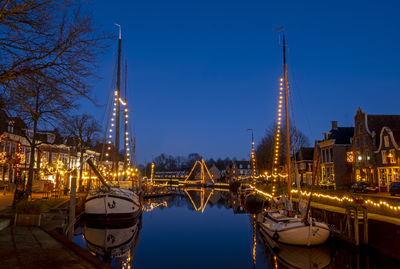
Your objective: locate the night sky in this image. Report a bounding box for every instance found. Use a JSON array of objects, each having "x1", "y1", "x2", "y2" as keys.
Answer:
[{"x1": 81, "y1": 0, "x2": 400, "y2": 164}]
